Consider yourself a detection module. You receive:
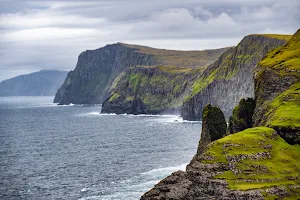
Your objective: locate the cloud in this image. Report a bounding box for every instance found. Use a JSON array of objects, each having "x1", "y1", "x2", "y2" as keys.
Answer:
[{"x1": 0, "y1": 0, "x2": 299, "y2": 81}]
